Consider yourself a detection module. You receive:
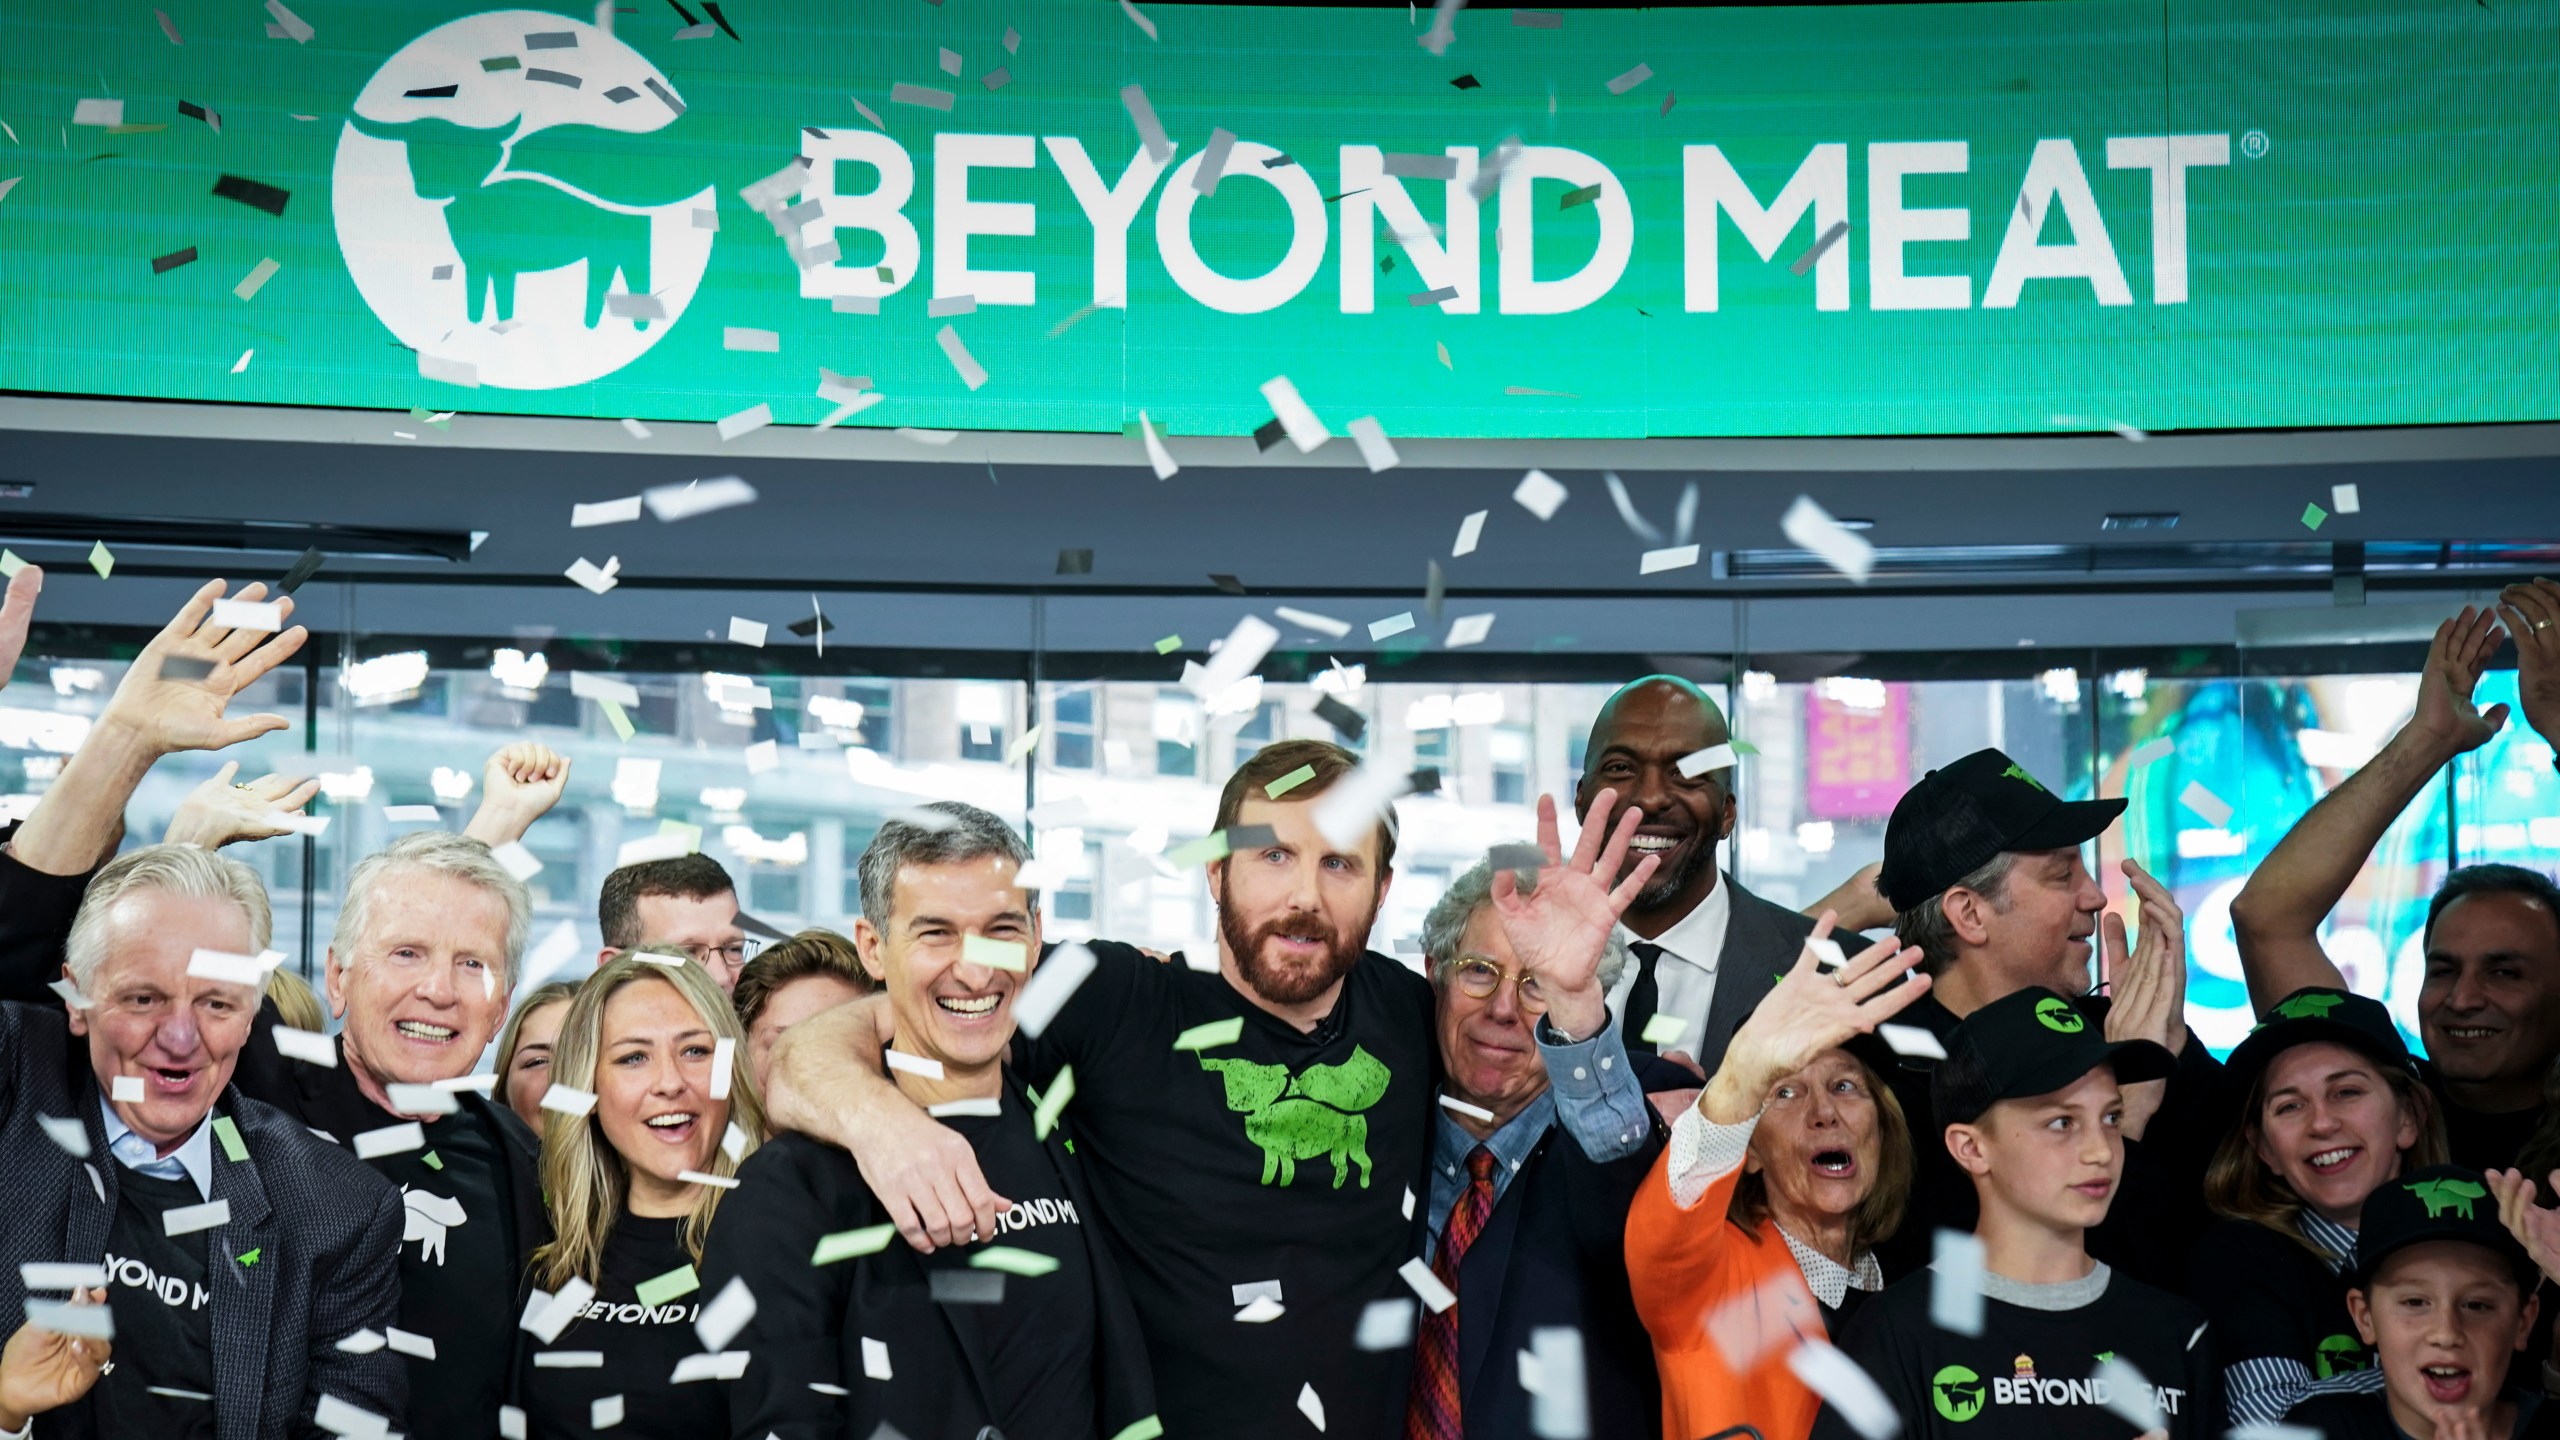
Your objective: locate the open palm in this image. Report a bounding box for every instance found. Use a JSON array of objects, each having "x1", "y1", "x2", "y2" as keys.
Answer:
[
  {"x1": 1489, "y1": 788, "x2": 1657, "y2": 993},
  {"x1": 106, "y1": 580, "x2": 309, "y2": 754}
]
